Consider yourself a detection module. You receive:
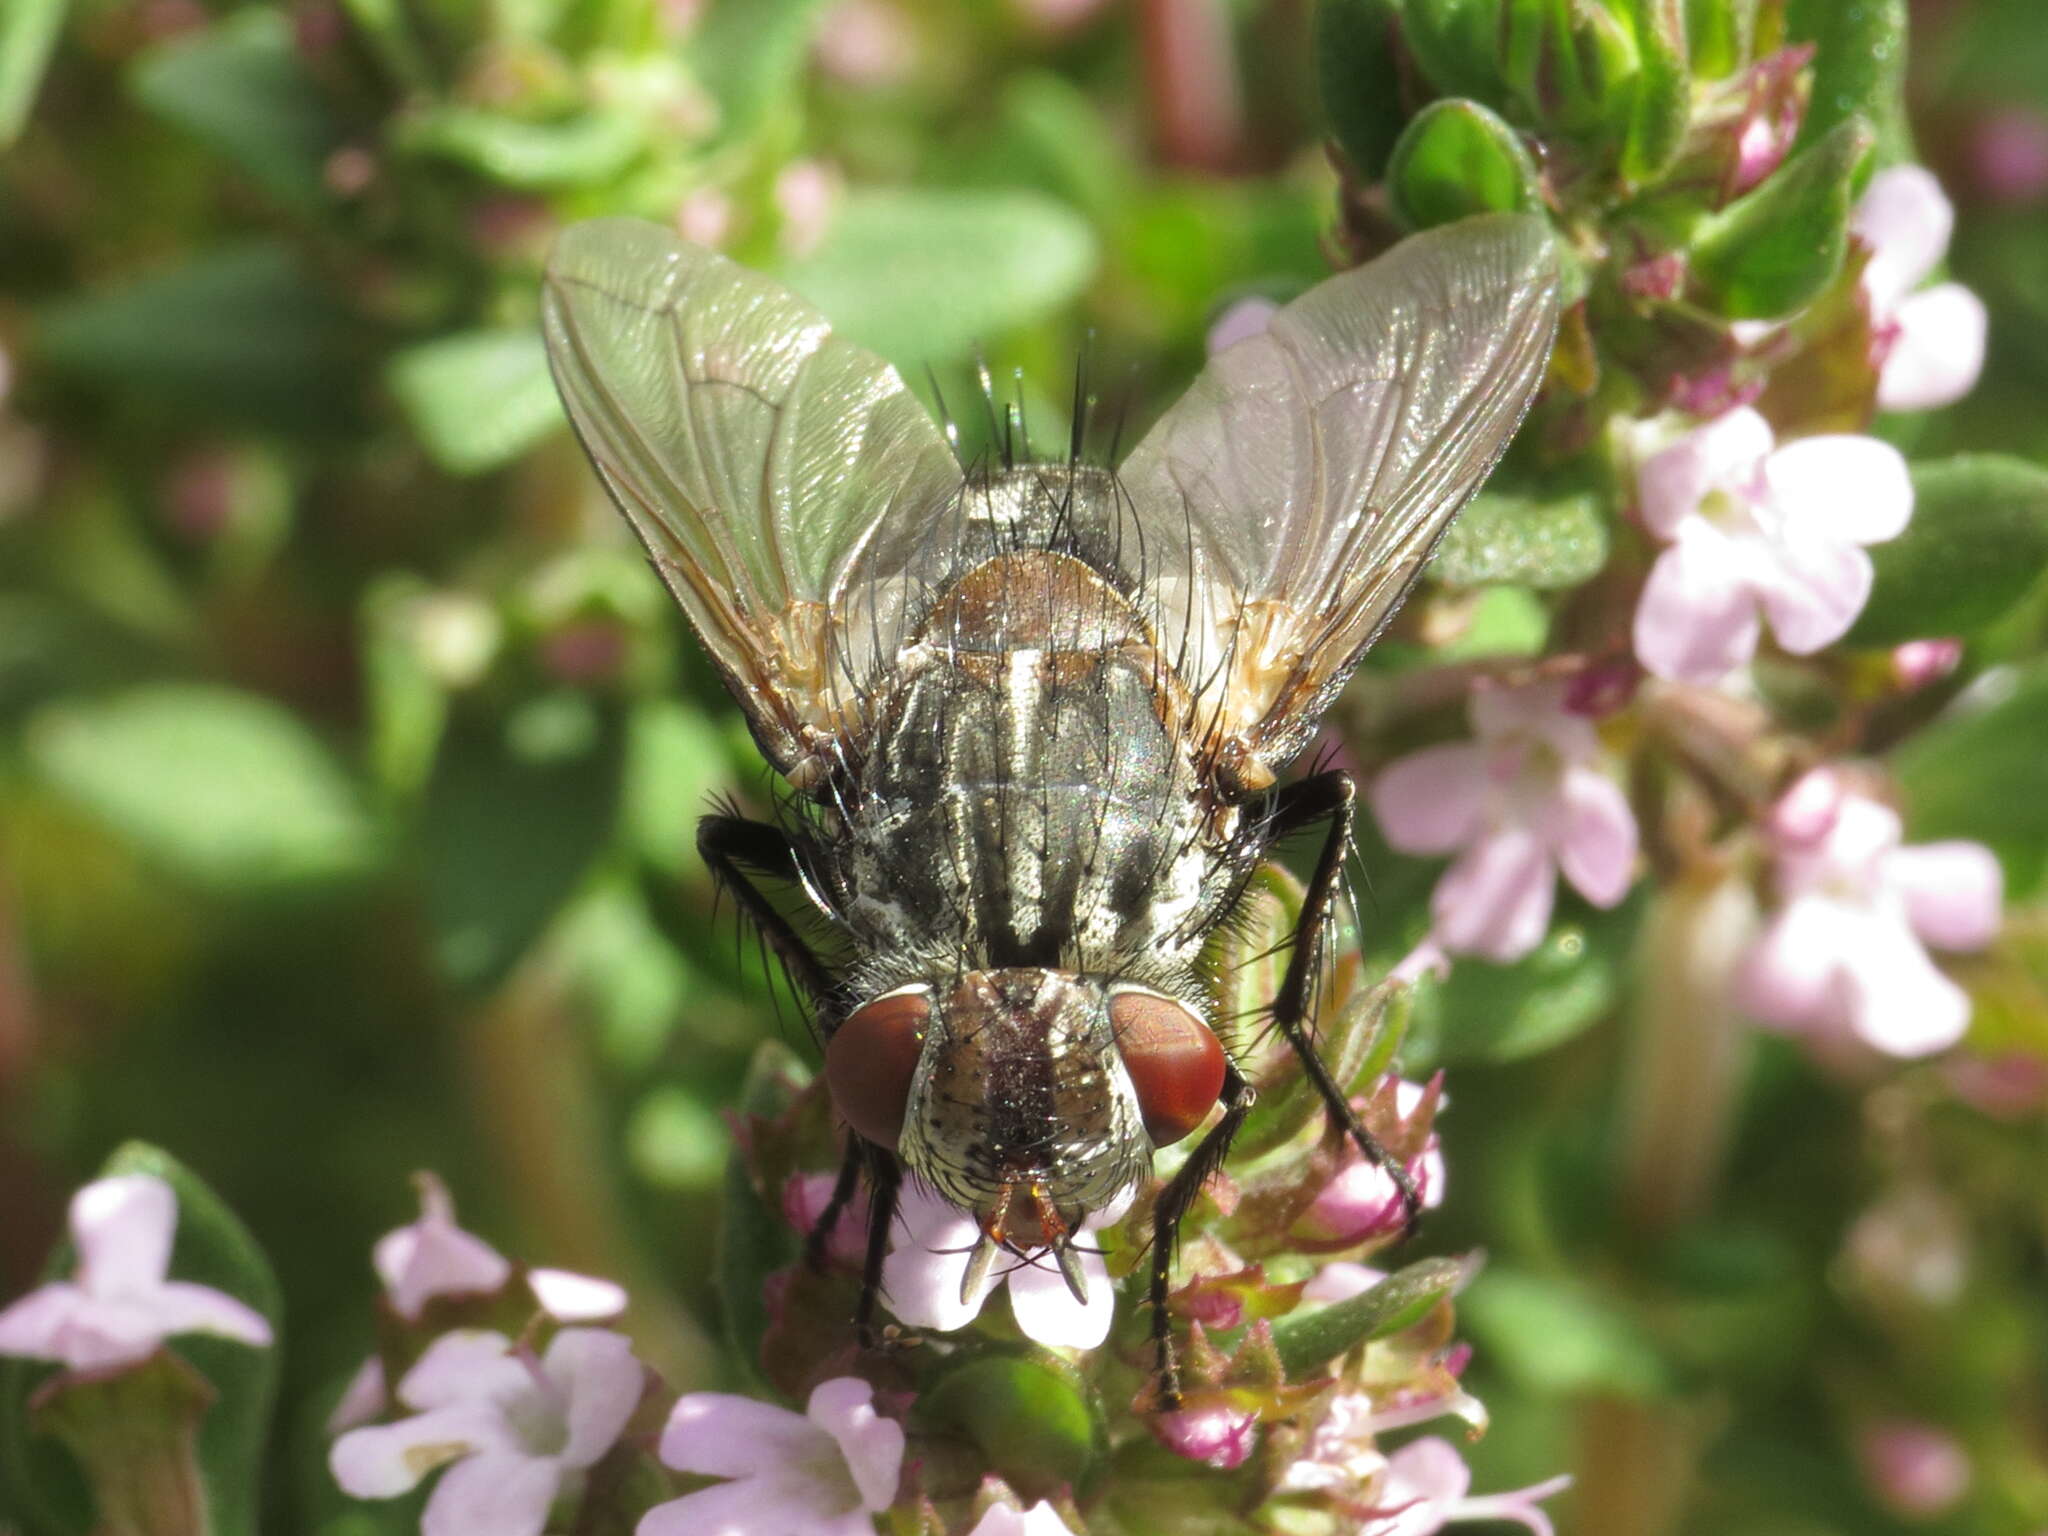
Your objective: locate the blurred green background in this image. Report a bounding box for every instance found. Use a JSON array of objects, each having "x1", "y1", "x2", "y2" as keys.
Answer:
[{"x1": 2, "y1": 0, "x2": 2045, "y2": 1532}]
